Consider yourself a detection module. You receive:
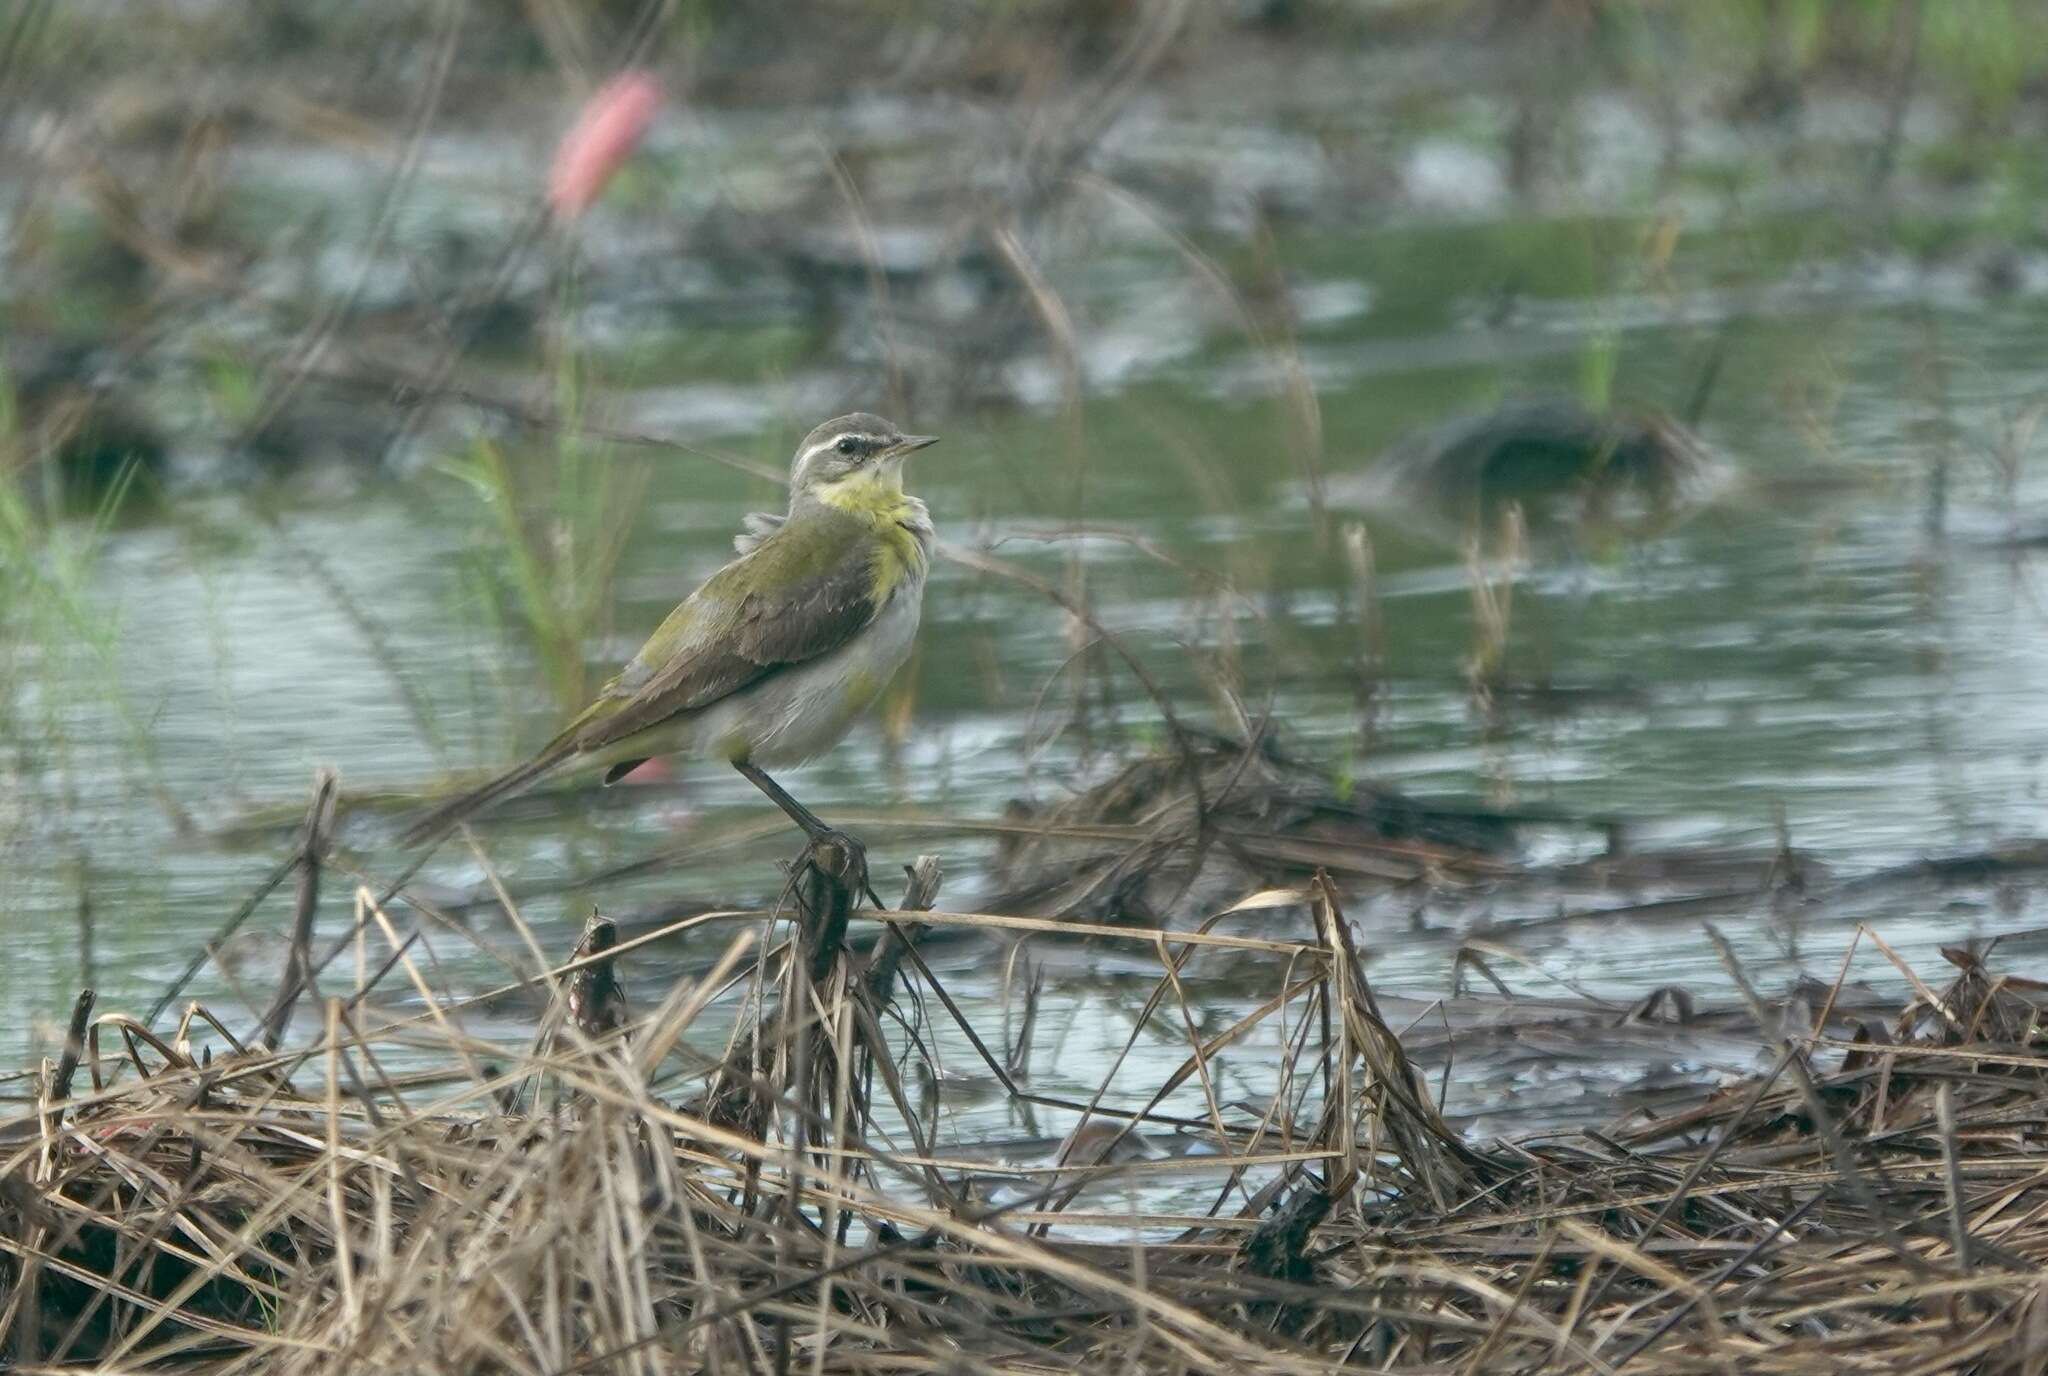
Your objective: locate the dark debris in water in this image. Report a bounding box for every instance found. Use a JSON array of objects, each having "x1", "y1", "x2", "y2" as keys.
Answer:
[
  {"x1": 1344, "y1": 395, "x2": 1728, "y2": 538},
  {"x1": 2, "y1": 339, "x2": 168, "y2": 512},
  {"x1": 986, "y1": 732, "x2": 1544, "y2": 923}
]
